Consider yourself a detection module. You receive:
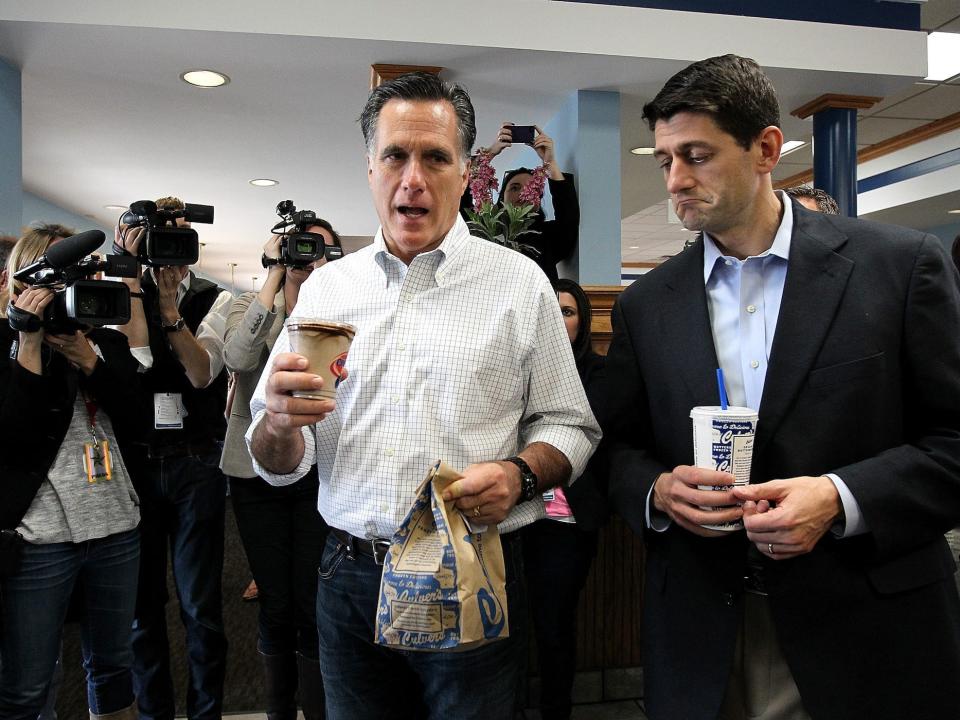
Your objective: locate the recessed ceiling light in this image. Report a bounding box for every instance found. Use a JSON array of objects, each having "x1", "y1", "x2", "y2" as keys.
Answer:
[
  {"x1": 180, "y1": 69, "x2": 230, "y2": 88},
  {"x1": 926, "y1": 32, "x2": 960, "y2": 82},
  {"x1": 781, "y1": 140, "x2": 806, "y2": 156},
  {"x1": 628, "y1": 245, "x2": 639, "y2": 249},
  {"x1": 104, "y1": 204, "x2": 127, "y2": 211},
  {"x1": 249, "y1": 178, "x2": 279, "y2": 187},
  {"x1": 630, "y1": 147, "x2": 655, "y2": 155},
  {"x1": 948, "y1": 209, "x2": 960, "y2": 215}
]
